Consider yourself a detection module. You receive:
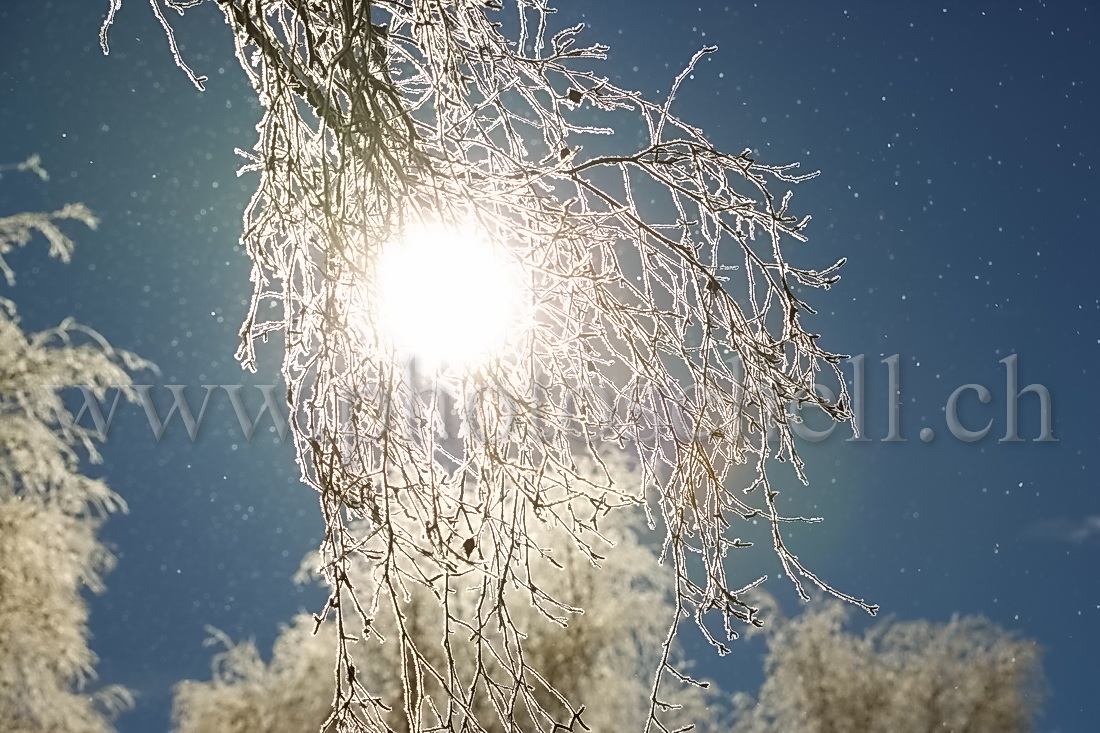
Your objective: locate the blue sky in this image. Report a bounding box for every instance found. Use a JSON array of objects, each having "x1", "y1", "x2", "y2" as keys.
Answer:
[{"x1": 1, "y1": 2, "x2": 1096, "y2": 731}]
